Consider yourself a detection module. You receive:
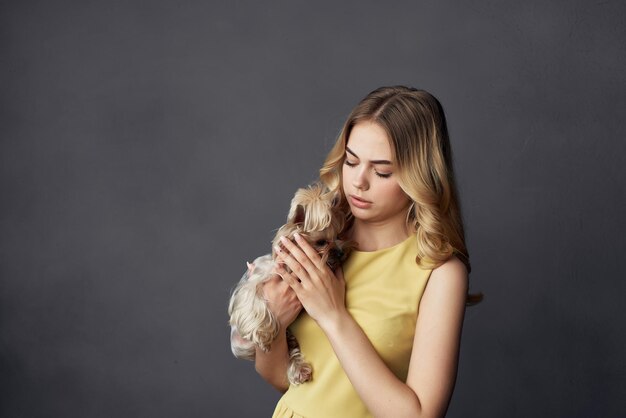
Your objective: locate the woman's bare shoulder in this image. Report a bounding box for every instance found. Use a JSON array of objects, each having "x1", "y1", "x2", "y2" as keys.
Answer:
[{"x1": 427, "y1": 254, "x2": 468, "y2": 296}]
